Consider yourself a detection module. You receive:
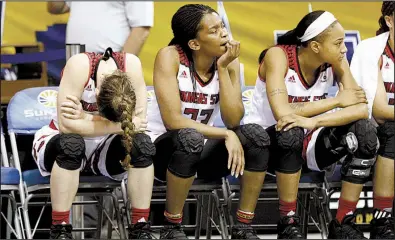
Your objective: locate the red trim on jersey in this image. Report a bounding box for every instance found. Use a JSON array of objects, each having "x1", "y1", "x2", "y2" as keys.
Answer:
[
  {"x1": 293, "y1": 47, "x2": 318, "y2": 89},
  {"x1": 32, "y1": 134, "x2": 50, "y2": 160},
  {"x1": 122, "y1": 52, "x2": 127, "y2": 72},
  {"x1": 84, "y1": 53, "x2": 94, "y2": 87},
  {"x1": 302, "y1": 129, "x2": 316, "y2": 160},
  {"x1": 193, "y1": 65, "x2": 216, "y2": 87},
  {"x1": 49, "y1": 120, "x2": 58, "y2": 130},
  {"x1": 176, "y1": 45, "x2": 215, "y2": 87},
  {"x1": 380, "y1": 55, "x2": 384, "y2": 70},
  {"x1": 176, "y1": 45, "x2": 190, "y2": 67},
  {"x1": 385, "y1": 42, "x2": 394, "y2": 63},
  {"x1": 257, "y1": 46, "x2": 289, "y2": 82}
]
